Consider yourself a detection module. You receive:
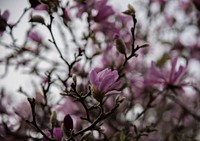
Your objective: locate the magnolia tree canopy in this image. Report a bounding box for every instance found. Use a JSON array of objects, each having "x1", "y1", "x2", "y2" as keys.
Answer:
[{"x1": 0, "y1": 0, "x2": 200, "y2": 141}]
